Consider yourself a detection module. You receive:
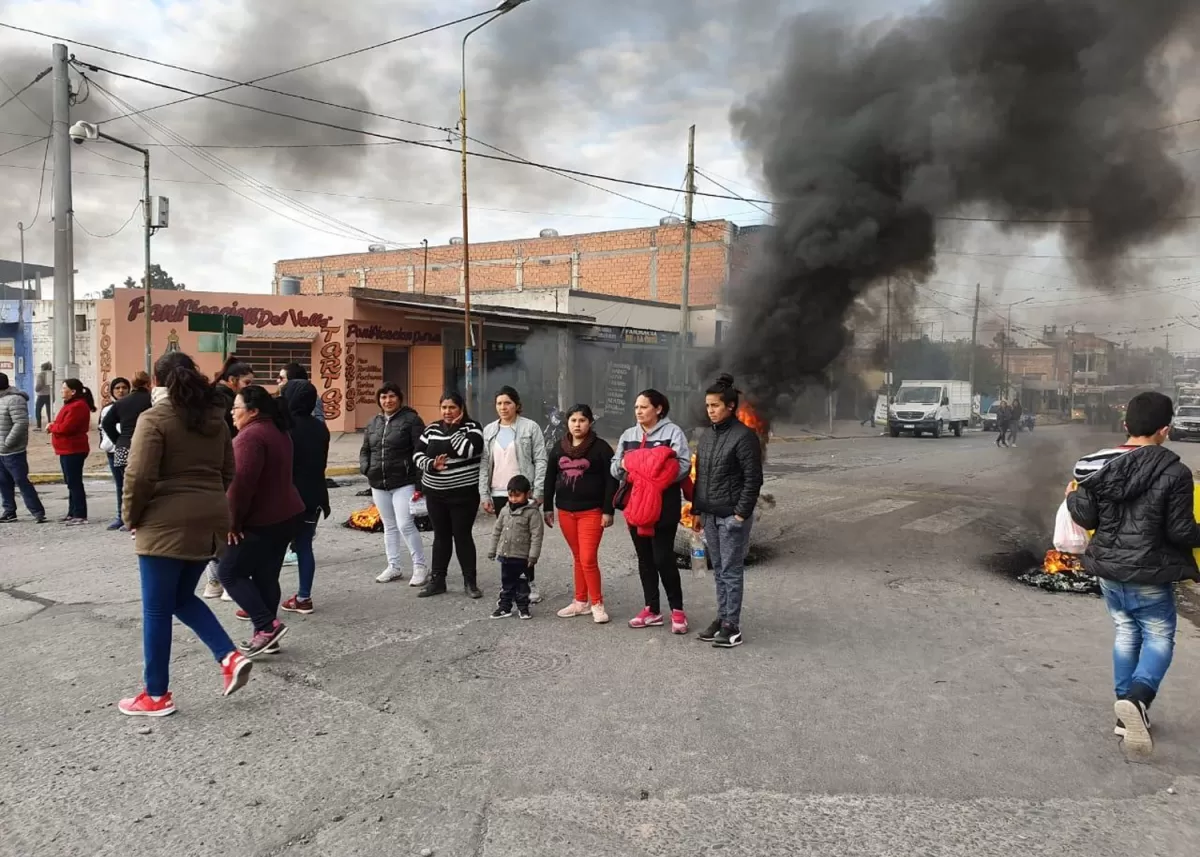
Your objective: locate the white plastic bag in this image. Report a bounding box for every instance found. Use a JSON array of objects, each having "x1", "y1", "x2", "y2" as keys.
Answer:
[{"x1": 1053, "y1": 499, "x2": 1089, "y2": 554}]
